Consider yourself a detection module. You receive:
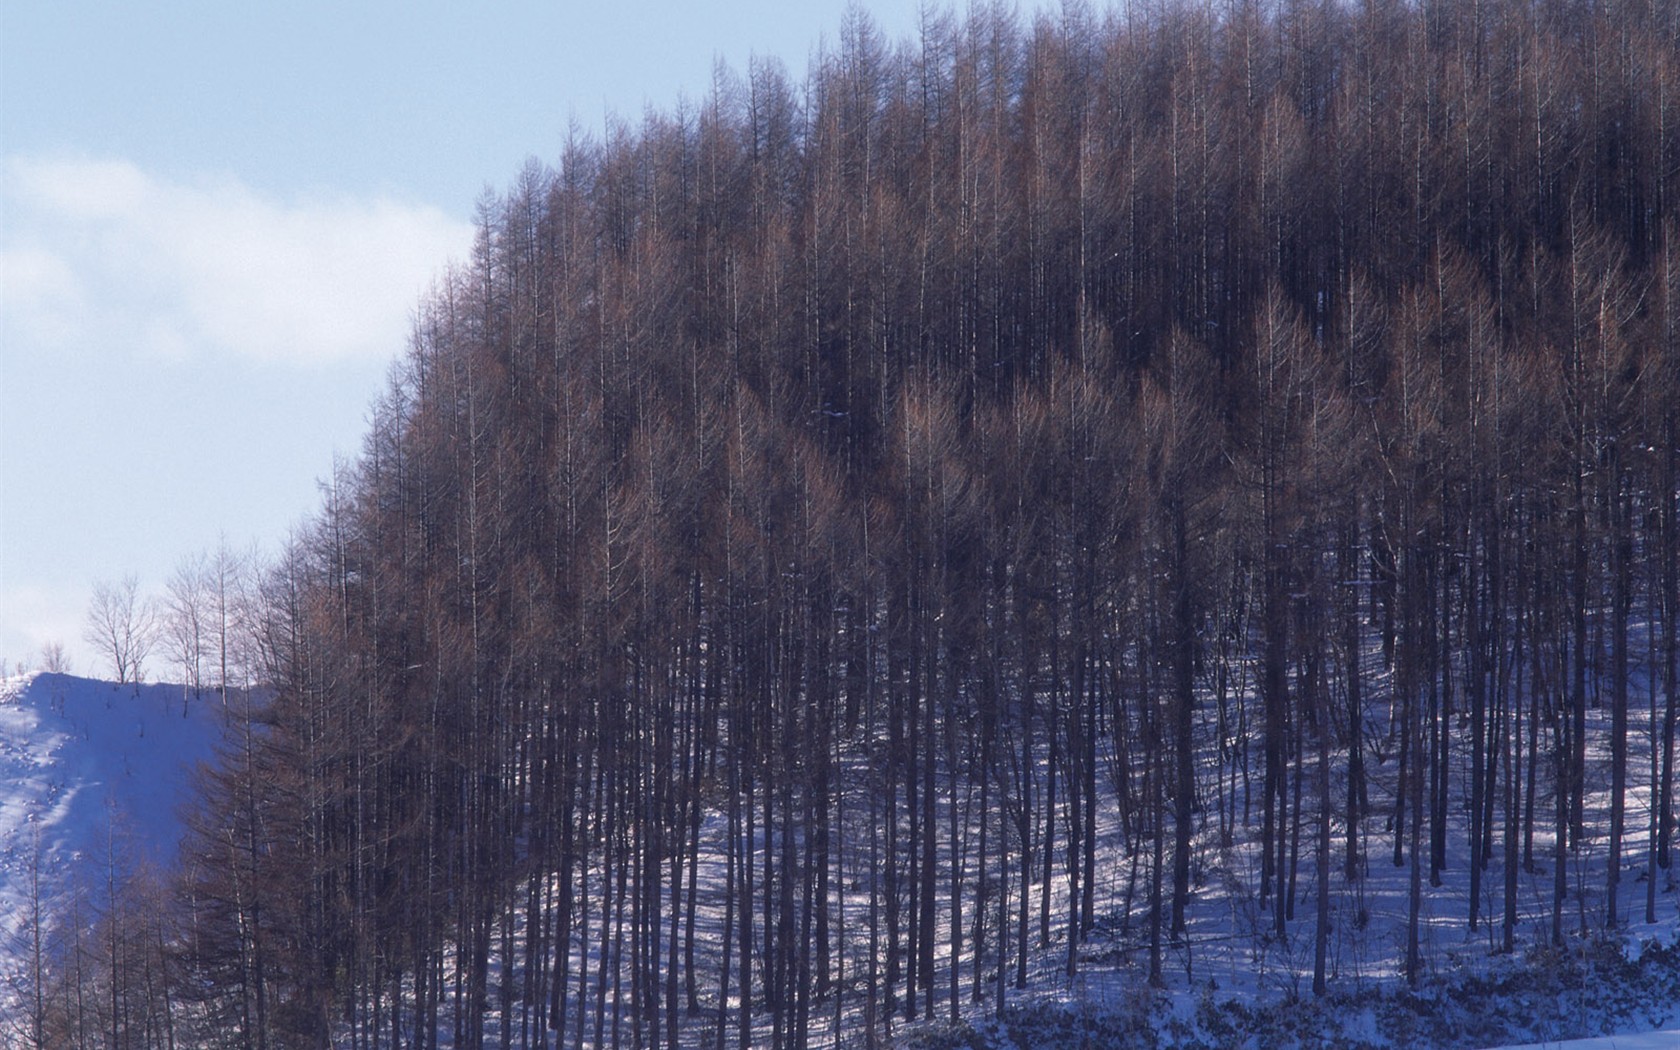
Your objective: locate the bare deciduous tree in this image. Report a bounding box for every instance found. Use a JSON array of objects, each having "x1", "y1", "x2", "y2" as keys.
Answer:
[
  {"x1": 38, "y1": 641, "x2": 70, "y2": 675},
  {"x1": 162, "y1": 551, "x2": 208, "y2": 705},
  {"x1": 83, "y1": 576, "x2": 156, "y2": 685}
]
